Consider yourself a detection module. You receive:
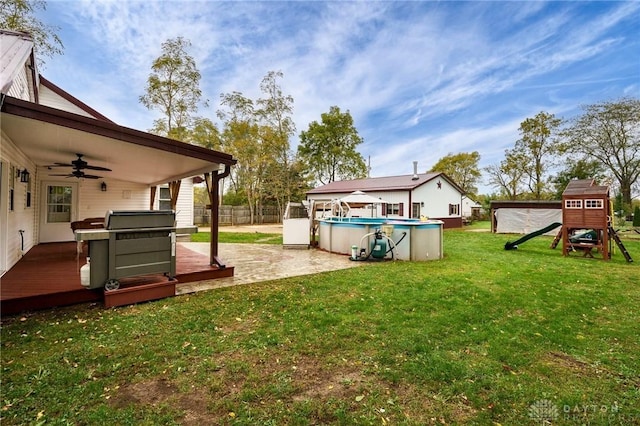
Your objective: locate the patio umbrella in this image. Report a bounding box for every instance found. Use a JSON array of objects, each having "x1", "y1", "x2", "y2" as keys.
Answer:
[{"x1": 339, "y1": 190, "x2": 388, "y2": 204}]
